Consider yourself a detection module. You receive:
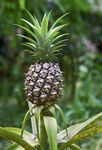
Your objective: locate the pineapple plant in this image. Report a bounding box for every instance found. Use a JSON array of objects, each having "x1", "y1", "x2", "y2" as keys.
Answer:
[
  {"x1": 17, "y1": 10, "x2": 68, "y2": 107},
  {"x1": 0, "y1": 10, "x2": 102, "y2": 150}
]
